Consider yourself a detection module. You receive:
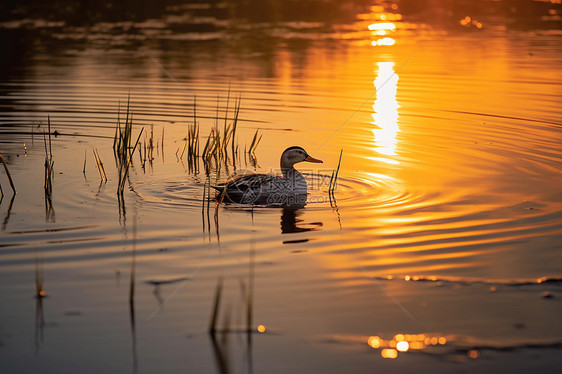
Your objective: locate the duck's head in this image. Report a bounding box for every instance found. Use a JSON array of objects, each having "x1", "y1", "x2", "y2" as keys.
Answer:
[{"x1": 280, "y1": 146, "x2": 323, "y2": 169}]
